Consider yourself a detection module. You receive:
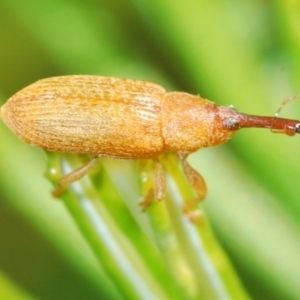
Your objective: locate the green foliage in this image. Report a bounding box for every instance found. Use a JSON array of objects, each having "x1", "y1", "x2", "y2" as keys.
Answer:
[{"x1": 0, "y1": 1, "x2": 300, "y2": 299}]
